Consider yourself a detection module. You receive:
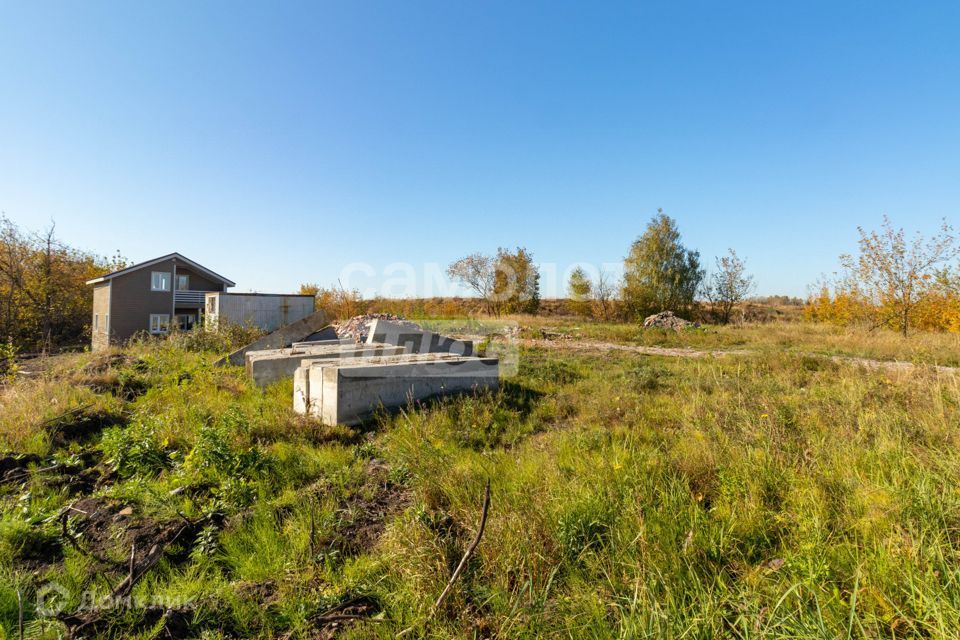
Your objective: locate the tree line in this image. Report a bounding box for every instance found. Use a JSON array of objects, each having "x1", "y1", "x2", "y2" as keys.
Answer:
[
  {"x1": 444, "y1": 210, "x2": 960, "y2": 337},
  {"x1": 446, "y1": 210, "x2": 755, "y2": 324},
  {"x1": 0, "y1": 216, "x2": 121, "y2": 353}
]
